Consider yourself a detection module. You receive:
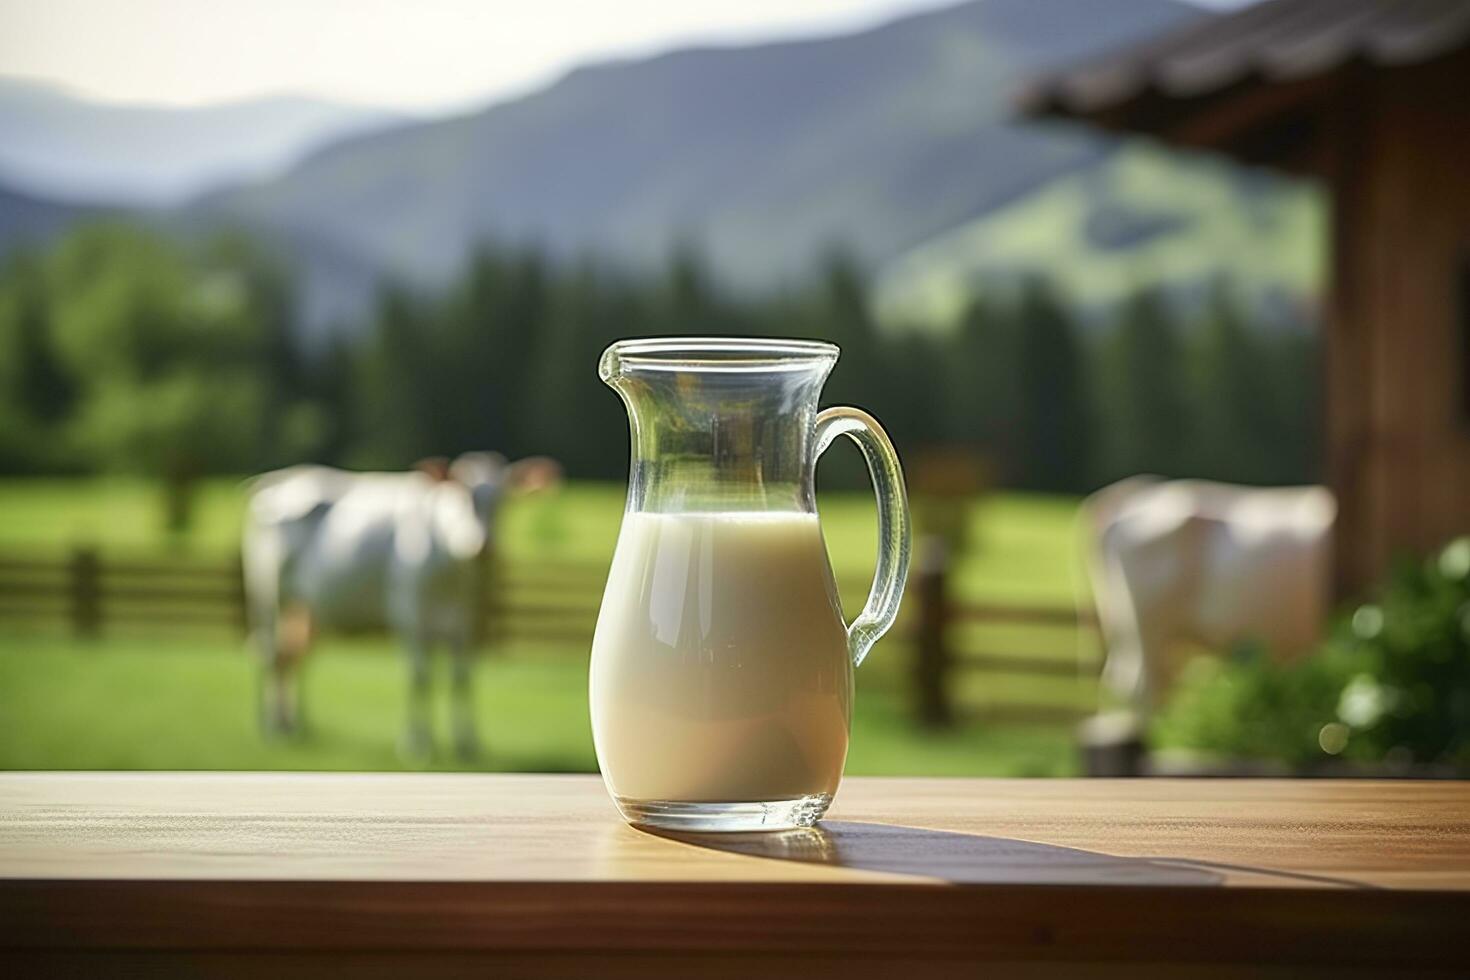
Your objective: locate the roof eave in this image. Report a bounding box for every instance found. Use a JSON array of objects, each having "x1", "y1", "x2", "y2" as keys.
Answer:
[{"x1": 1015, "y1": 66, "x2": 1345, "y2": 176}]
